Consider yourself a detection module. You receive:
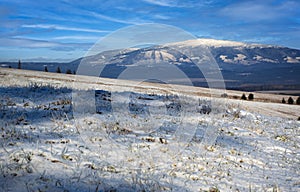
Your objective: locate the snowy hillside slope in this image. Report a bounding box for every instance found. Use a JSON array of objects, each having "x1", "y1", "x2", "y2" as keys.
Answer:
[
  {"x1": 1, "y1": 68, "x2": 299, "y2": 119},
  {"x1": 0, "y1": 68, "x2": 299, "y2": 191}
]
